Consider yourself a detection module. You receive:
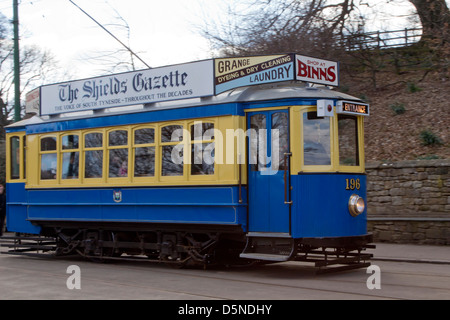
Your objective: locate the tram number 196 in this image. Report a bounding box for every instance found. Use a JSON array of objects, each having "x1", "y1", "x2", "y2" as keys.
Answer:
[{"x1": 345, "y1": 178, "x2": 361, "y2": 190}]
